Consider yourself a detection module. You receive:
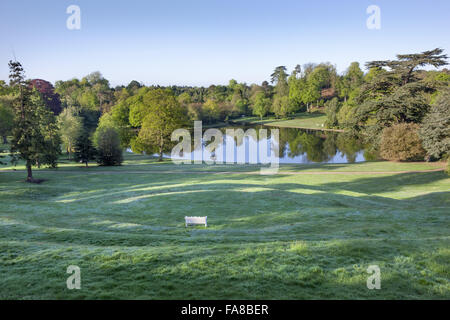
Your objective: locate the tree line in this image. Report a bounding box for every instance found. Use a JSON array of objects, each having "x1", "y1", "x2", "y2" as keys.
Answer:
[{"x1": 0, "y1": 48, "x2": 449, "y2": 182}]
